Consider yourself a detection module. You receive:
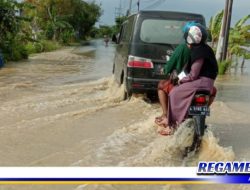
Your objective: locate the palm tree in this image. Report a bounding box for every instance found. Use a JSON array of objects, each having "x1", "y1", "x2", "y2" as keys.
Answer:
[
  {"x1": 228, "y1": 14, "x2": 250, "y2": 67},
  {"x1": 209, "y1": 11, "x2": 249, "y2": 74},
  {"x1": 209, "y1": 10, "x2": 224, "y2": 48},
  {"x1": 45, "y1": 2, "x2": 73, "y2": 41}
]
